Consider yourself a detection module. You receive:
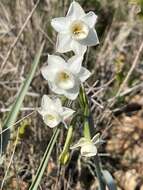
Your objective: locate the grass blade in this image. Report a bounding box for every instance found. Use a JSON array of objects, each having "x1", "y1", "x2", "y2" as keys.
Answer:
[
  {"x1": 29, "y1": 128, "x2": 60, "y2": 190},
  {"x1": 94, "y1": 155, "x2": 106, "y2": 190},
  {"x1": 102, "y1": 170, "x2": 117, "y2": 190},
  {"x1": 0, "y1": 42, "x2": 45, "y2": 154}
]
